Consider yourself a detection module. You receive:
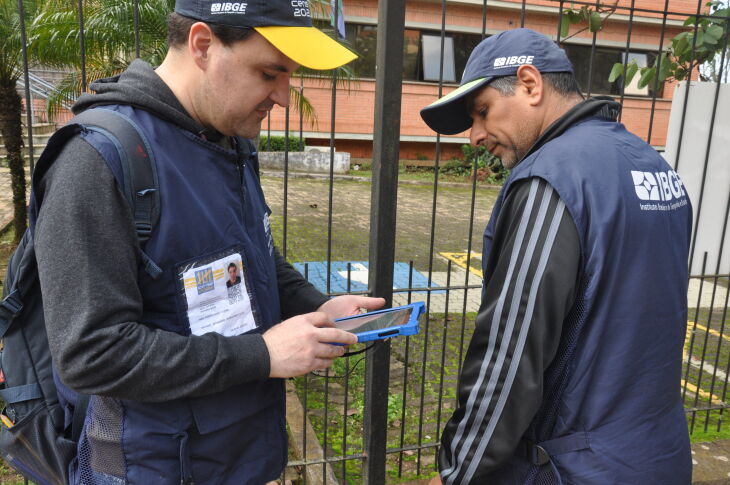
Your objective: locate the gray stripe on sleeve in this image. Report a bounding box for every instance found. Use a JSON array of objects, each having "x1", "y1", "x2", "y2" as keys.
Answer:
[
  {"x1": 442, "y1": 179, "x2": 548, "y2": 484},
  {"x1": 461, "y1": 198, "x2": 566, "y2": 483}
]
